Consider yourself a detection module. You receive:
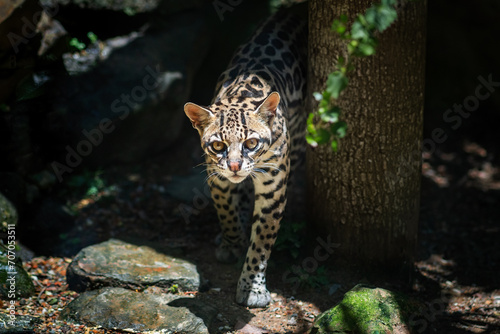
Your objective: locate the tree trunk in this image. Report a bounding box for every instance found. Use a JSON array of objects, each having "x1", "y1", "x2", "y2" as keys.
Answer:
[{"x1": 306, "y1": 0, "x2": 426, "y2": 272}]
